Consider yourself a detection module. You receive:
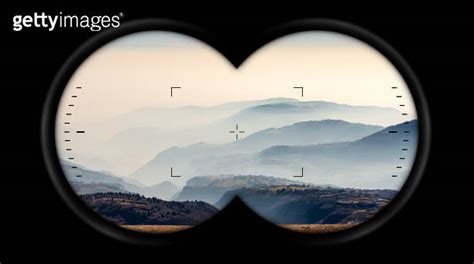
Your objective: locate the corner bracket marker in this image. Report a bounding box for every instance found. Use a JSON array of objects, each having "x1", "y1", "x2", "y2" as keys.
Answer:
[
  {"x1": 293, "y1": 86, "x2": 304, "y2": 97},
  {"x1": 293, "y1": 167, "x2": 304, "y2": 178},
  {"x1": 171, "y1": 87, "x2": 181, "y2": 97},
  {"x1": 170, "y1": 167, "x2": 181, "y2": 178}
]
